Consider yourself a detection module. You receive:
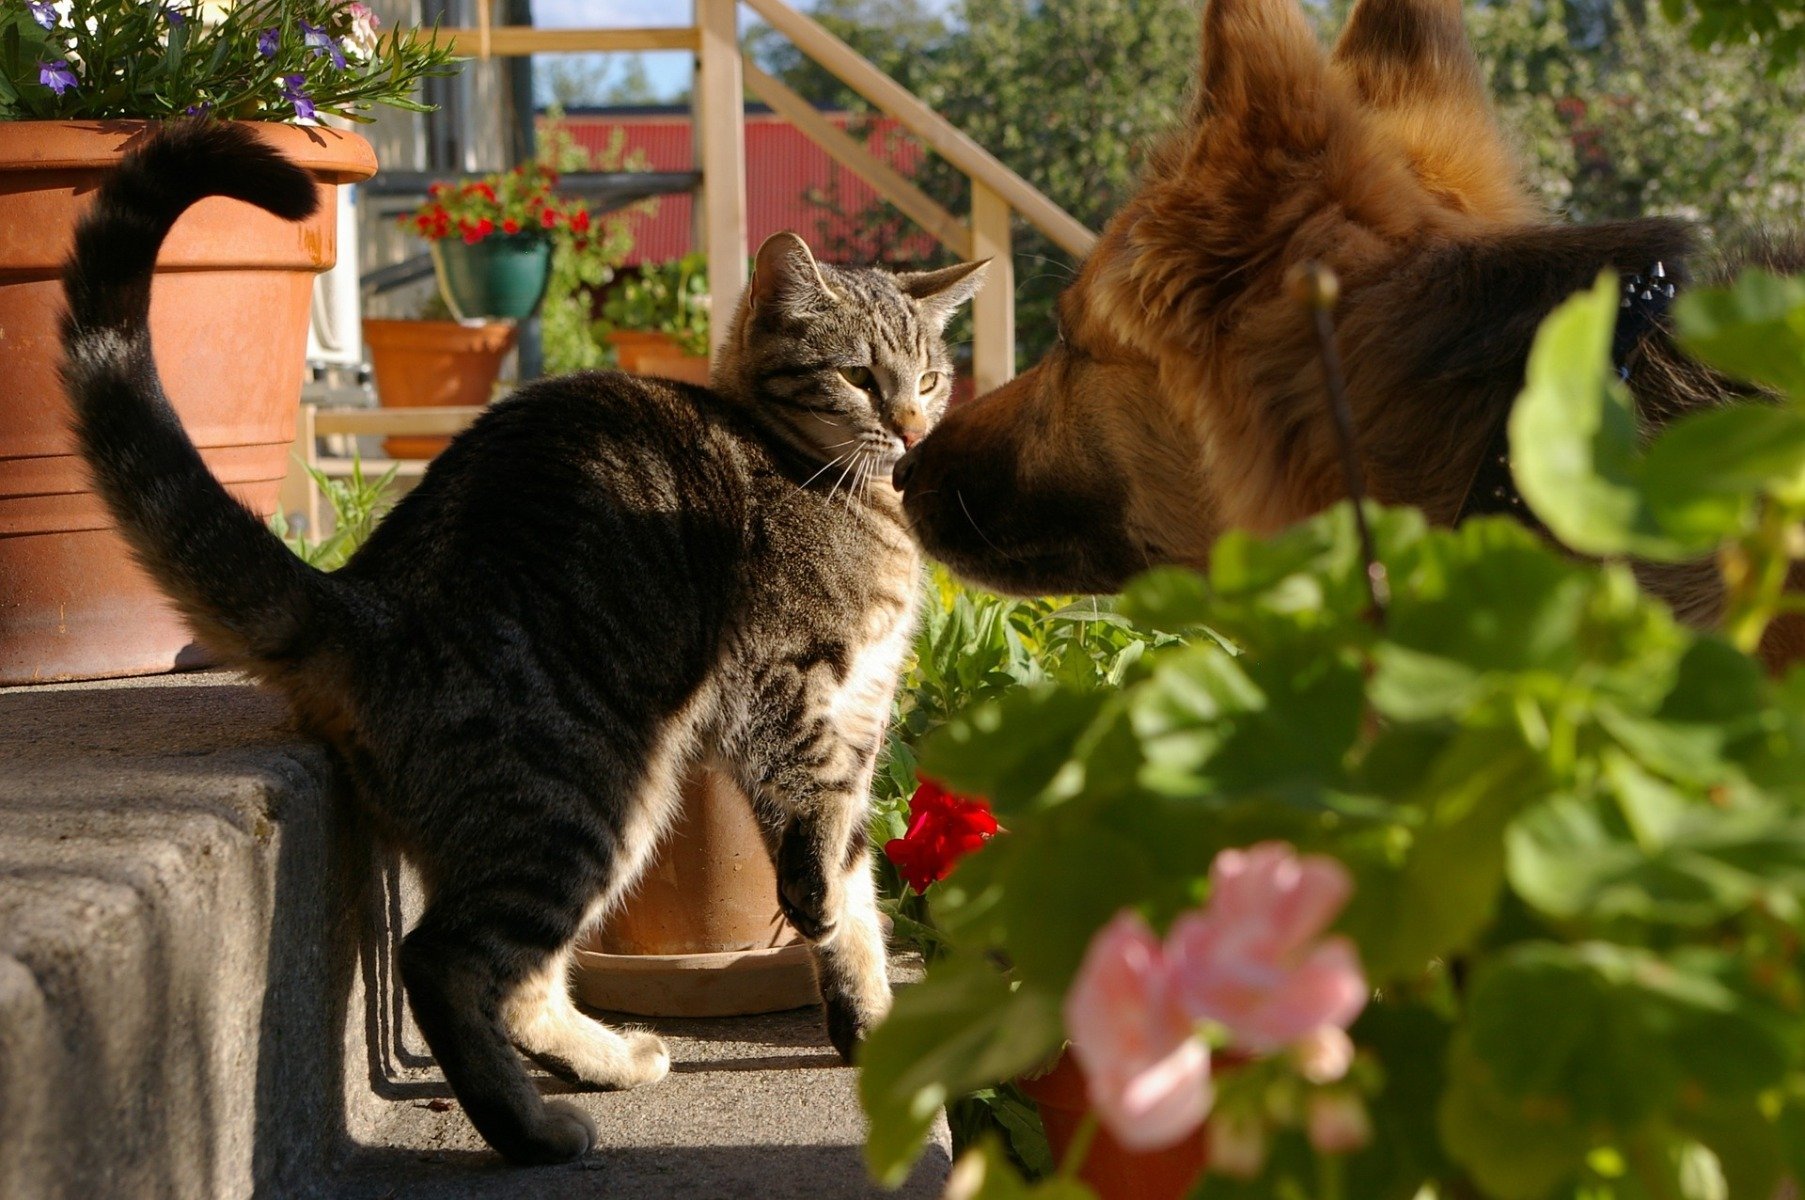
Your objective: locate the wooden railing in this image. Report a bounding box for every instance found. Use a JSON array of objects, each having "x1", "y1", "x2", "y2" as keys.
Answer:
[{"x1": 438, "y1": 0, "x2": 1099, "y2": 394}]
